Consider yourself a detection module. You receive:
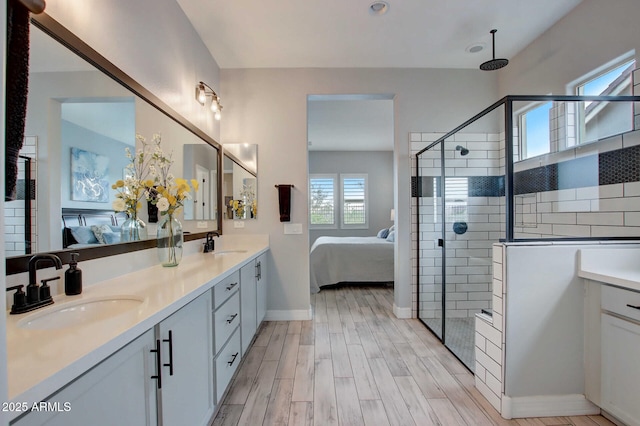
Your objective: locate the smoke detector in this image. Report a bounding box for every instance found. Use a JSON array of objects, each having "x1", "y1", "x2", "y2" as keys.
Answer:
[{"x1": 369, "y1": 1, "x2": 389, "y2": 16}]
